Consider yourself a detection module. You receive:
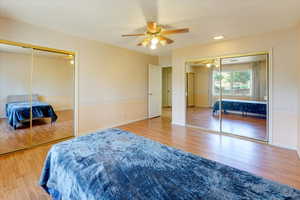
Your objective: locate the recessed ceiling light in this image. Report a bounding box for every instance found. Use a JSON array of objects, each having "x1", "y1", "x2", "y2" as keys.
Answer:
[{"x1": 214, "y1": 35, "x2": 224, "y2": 40}]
